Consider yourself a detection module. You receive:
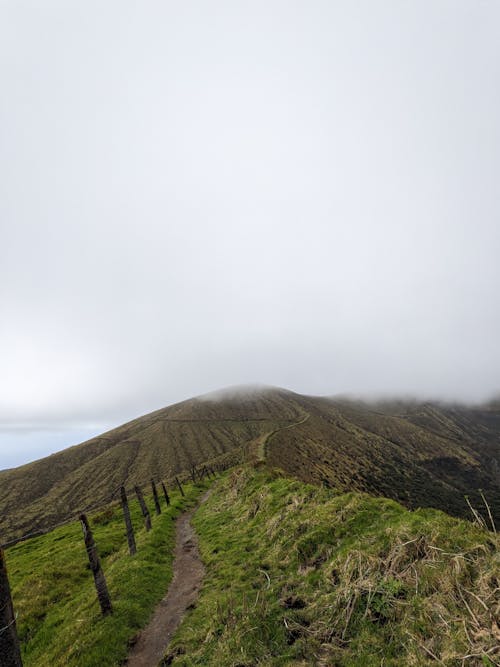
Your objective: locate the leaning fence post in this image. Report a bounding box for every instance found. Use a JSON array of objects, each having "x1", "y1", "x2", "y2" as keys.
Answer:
[
  {"x1": 151, "y1": 479, "x2": 161, "y2": 515},
  {"x1": 79, "y1": 514, "x2": 113, "y2": 616},
  {"x1": 120, "y1": 487, "x2": 137, "y2": 556},
  {"x1": 175, "y1": 476, "x2": 185, "y2": 497},
  {"x1": 0, "y1": 548, "x2": 23, "y2": 667},
  {"x1": 135, "y1": 486, "x2": 152, "y2": 531},
  {"x1": 161, "y1": 482, "x2": 170, "y2": 506}
]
